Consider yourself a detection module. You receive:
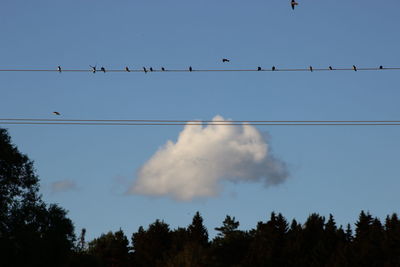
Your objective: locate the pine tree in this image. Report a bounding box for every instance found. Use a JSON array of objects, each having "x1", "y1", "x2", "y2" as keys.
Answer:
[
  {"x1": 131, "y1": 220, "x2": 172, "y2": 267},
  {"x1": 212, "y1": 215, "x2": 249, "y2": 267},
  {"x1": 188, "y1": 211, "x2": 208, "y2": 247},
  {"x1": 215, "y1": 215, "x2": 240, "y2": 238},
  {"x1": 383, "y1": 213, "x2": 400, "y2": 265}
]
